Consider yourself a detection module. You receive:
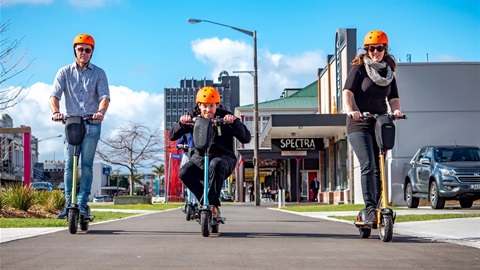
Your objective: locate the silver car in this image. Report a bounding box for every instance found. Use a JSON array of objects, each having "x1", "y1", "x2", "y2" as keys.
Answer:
[{"x1": 402, "y1": 145, "x2": 480, "y2": 209}]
